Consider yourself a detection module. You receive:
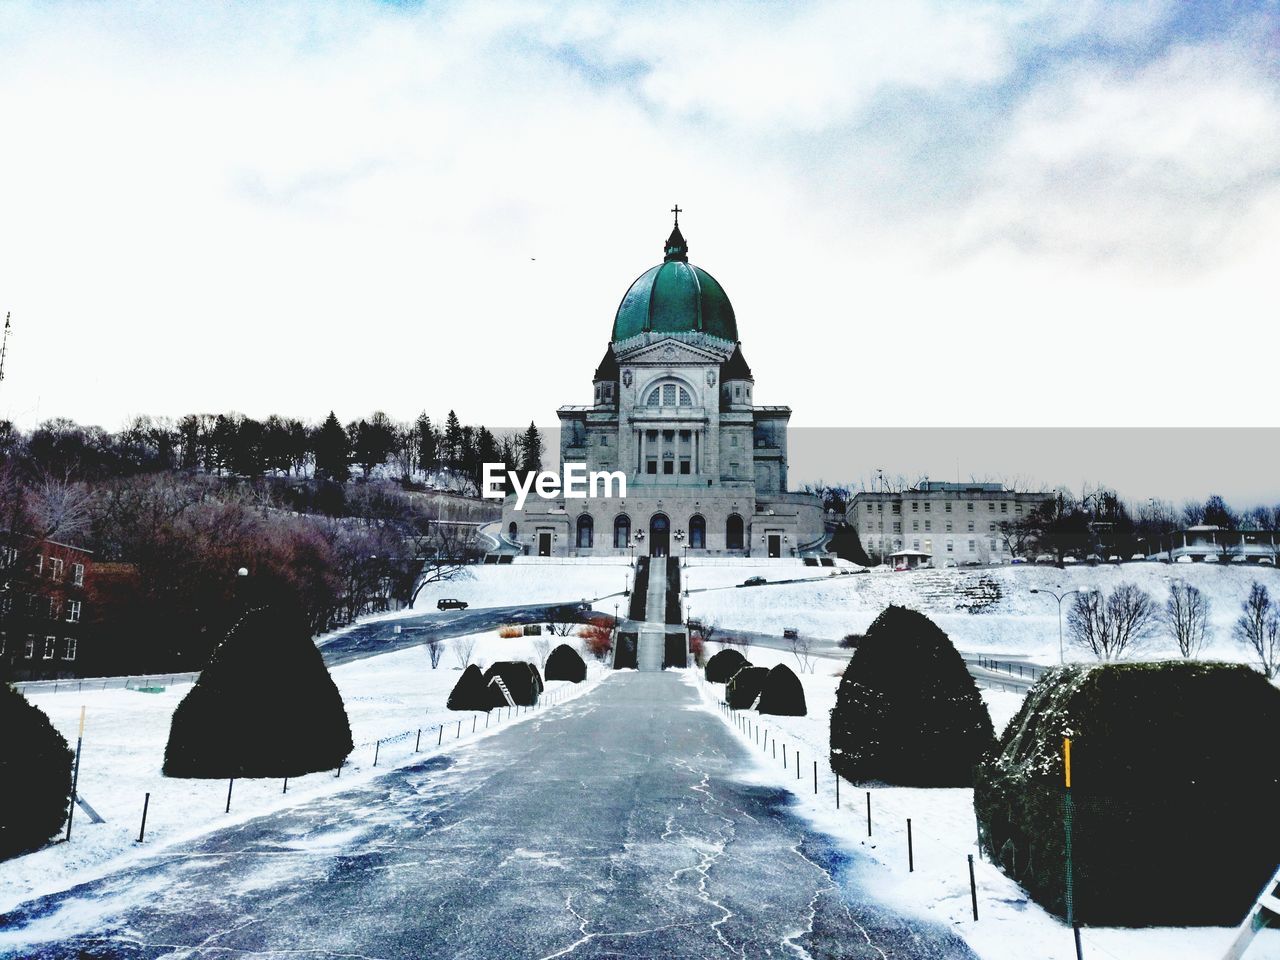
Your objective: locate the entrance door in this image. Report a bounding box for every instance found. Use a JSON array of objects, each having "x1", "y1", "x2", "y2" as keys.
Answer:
[
  {"x1": 768, "y1": 534, "x2": 781, "y2": 558},
  {"x1": 538, "y1": 532, "x2": 552, "y2": 557},
  {"x1": 649, "y1": 514, "x2": 670, "y2": 557}
]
